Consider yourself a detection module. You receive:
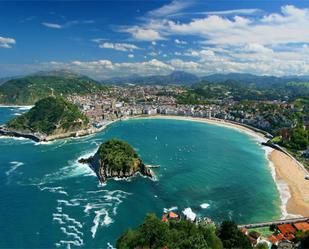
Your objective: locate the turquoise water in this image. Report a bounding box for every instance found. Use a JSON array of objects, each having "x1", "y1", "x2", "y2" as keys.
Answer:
[{"x1": 0, "y1": 107, "x2": 280, "y2": 248}]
